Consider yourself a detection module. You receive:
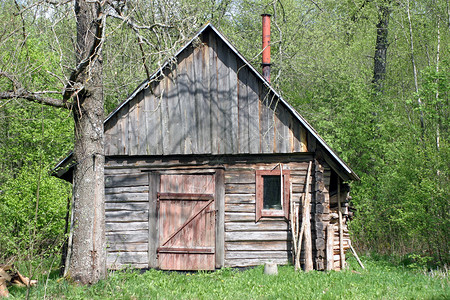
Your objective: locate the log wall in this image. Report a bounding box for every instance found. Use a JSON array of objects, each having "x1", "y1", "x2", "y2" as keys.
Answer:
[
  {"x1": 222, "y1": 158, "x2": 312, "y2": 267},
  {"x1": 104, "y1": 168, "x2": 150, "y2": 269},
  {"x1": 312, "y1": 157, "x2": 330, "y2": 270},
  {"x1": 103, "y1": 154, "x2": 350, "y2": 270}
]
